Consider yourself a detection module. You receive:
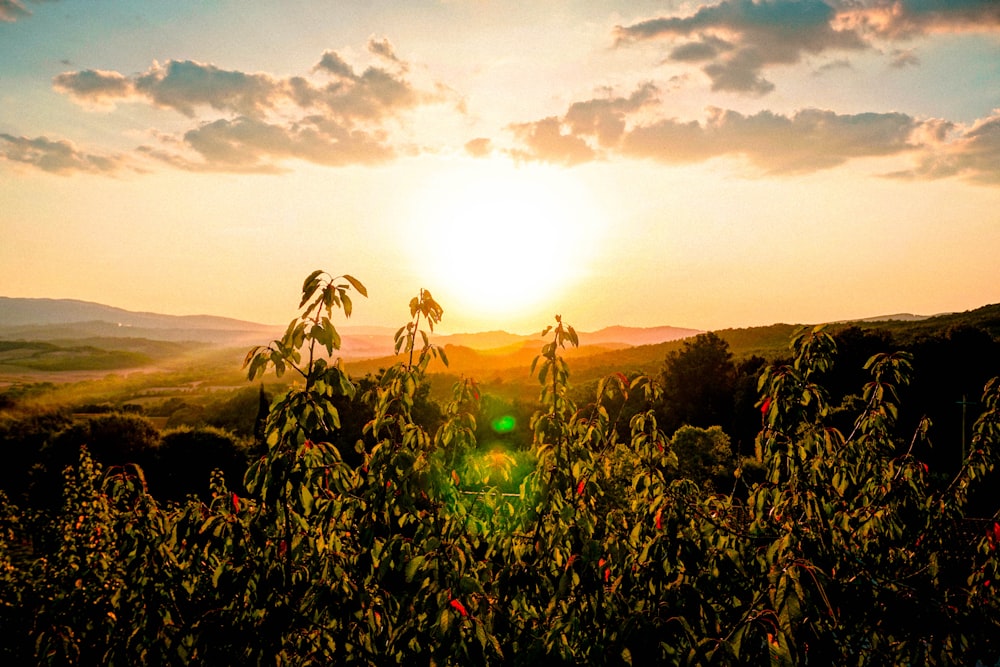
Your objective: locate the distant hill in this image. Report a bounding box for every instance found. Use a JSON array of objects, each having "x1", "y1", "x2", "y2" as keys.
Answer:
[
  {"x1": 0, "y1": 297, "x2": 268, "y2": 331},
  {"x1": 844, "y1": 313, "x2": 934, "y2": 323},
  {"x1": 0, "y1": 297, "x2": 280, "y2": 348},
  {"x1": 2, "y1": 296, "x2": 998, "y2": 389},
  {"x1": 358, "y1": 304, "x2": 1000, "y2": 399},
  {"x1": 0, "y1": 297, "x2": 702, "y2": 356}
]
